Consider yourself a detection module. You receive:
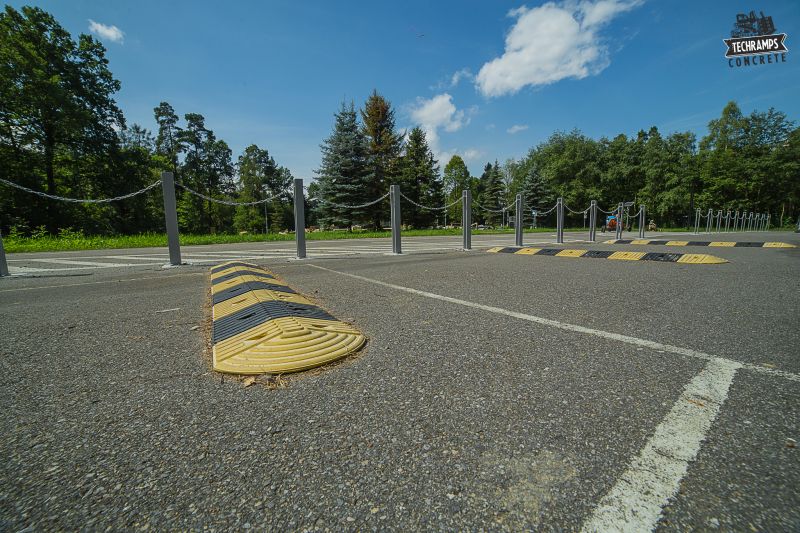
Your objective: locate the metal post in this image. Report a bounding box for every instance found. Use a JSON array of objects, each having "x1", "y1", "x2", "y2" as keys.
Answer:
[
  {"x1": 0, "y1": 231, "x2": 9, "y2": 277},
  {"x1": 293, "y1": 178, "x2": 306, "y2": 259},
  {"x1": 638, "y1": 205, "x2": 646, "y2": 239},
  {"x1": 724, "y1": 210, "x2": 731, "y2": 232},
  {"x1": 589, "y1": 200, "x2": 597, "y2": 242},
  {"x1": 160, "y1": 171, "x2": 182, "y2": 266},
  {"x1": 615, "y1": 202, "x2": 623, "y2": 240},
  {"x1": 694, "y1": 208, "x2": 700, "y2": 234},
  {"x1": 748, "y1": 212, "x2": 753, "y2": 232},
  {"x1": 716, "y1": 210, "x2": 722, "y2": 233},
  {"x1": 515, "y1": 194, "x2": 523, "y2": 247},
  {"x1": 462, "y1": 189, "x2": 472, "y2": 251},
  {"x1": 705, "y1": 208, "x2": 712, "y2": 233},
  {"x1": 390, "y1": 184, "x2": 402, "y2": 254},
  {"x1": 733, "y1": 211, "x2": 739, "y2": 232},
  {"x1": 766, "y1": 214, "x2": 770, "y2": 231},
  {"x1": 556, "y1": 197, "x2": 564, "y2": 244}
]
